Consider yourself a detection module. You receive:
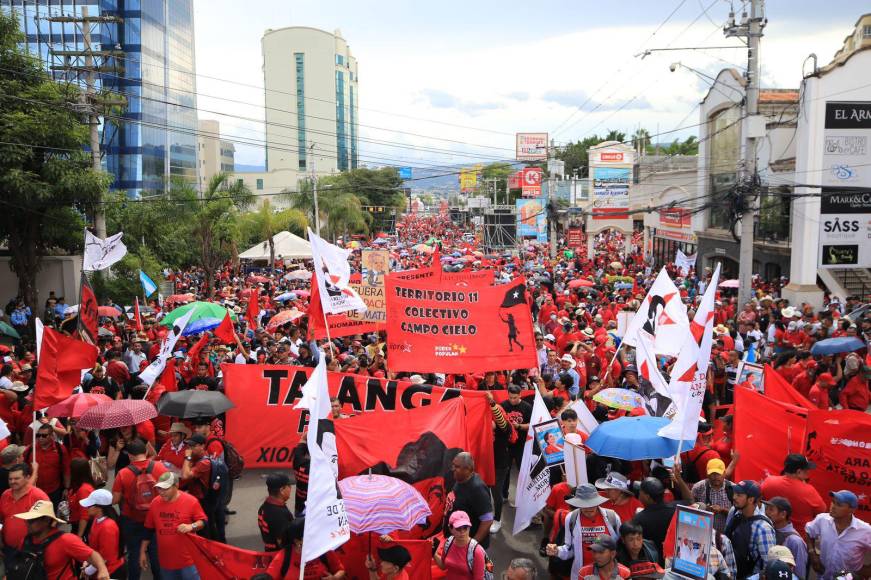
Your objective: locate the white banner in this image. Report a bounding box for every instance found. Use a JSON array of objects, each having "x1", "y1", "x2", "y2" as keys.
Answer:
[
  {"x1": 637, "y1": 332, "x2": 671, "y2": 398},
  {"x1": 83, "y1": 230, "x2": 127, "y2": 271},
  {"x1": 309, "y1": 228, "x2": 366, "y2": 315},
  {"x1": 622, "y1": 267, "x2": 690, "y2": 357},
  {"x1": 659, "y1": 264, "x2": 720, "y2": 442},
  {"x1": 513, "y1": 389, "x2": 552, "y2": 534},
  {"x1": 294, "y1": 358, "x2": 350, "y2": 562},
  {"x1": 674, "y1": 249, "x2": 697, "y2": 275},
  {"x1": 564, "y1": 441, "x2": 588, "y2": 488},
  {"x1": 139, "y1": 309, "x2": 194, "y2": 387}
]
